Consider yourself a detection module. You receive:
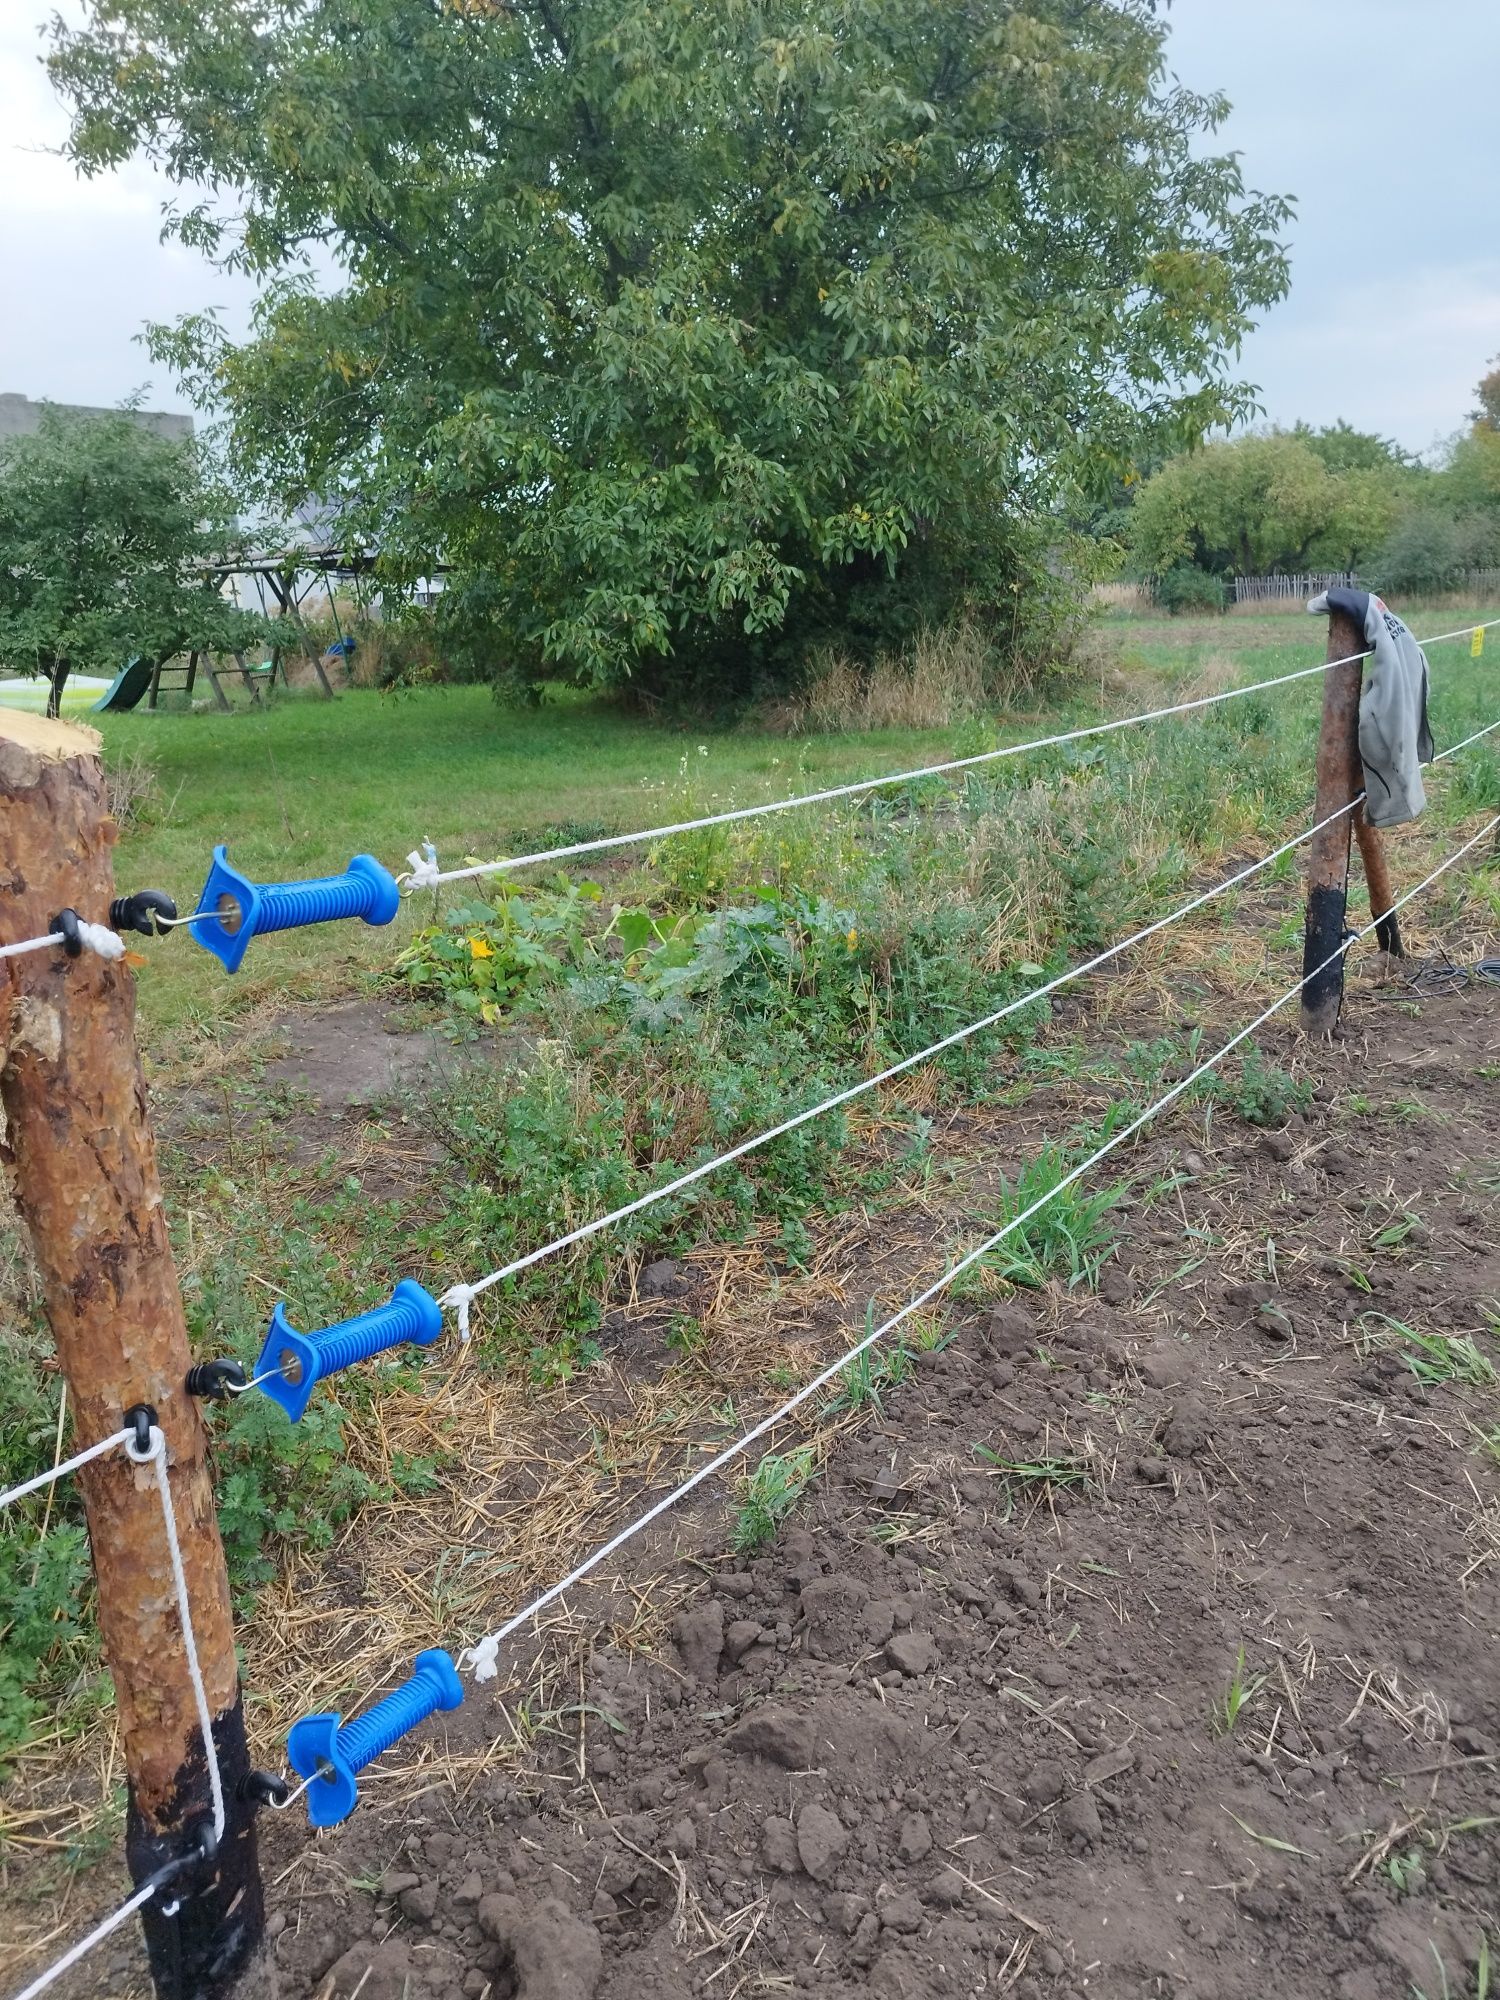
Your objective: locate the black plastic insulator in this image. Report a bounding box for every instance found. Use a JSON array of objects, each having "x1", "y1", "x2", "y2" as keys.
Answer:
[
  {"x1": 147, "y1": 1817, "x2": 221, "y2": 1909},
  {"x1": 125, "y1": 1403, "x2": 158, "y2": 1455},
  {"x1": 109, "y1": 889, "x2": 179, "y2": 939},
  {"x1": 239, "y1": 1769, "x2": 292, "y2": 1810},
  {"x1": 185, "y1": 1359, "x2": 248, "y2": 1401},
  {"x1": 50, "y1": 909, "x2": 84, "y2": 957}
]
